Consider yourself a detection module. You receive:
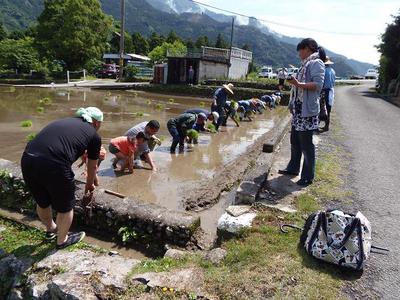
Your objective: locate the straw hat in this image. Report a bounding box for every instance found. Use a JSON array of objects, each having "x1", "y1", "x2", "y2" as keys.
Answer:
[
  {"x1": 223, "y1": 83, "x2": 234, "y2": 95},
  {"x1": 325, "y1": 57, "x2": 334, "y2": 65}
]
